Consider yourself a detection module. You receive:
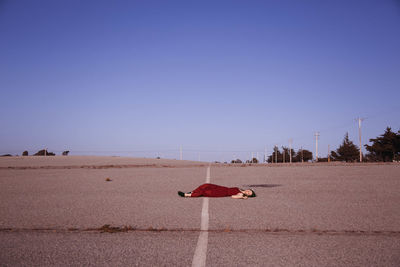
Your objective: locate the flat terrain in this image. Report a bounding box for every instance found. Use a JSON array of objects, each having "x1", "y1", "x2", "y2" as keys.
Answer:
[{"x1": 1, "y1": 156, "x2": 399, "y2": 266}]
